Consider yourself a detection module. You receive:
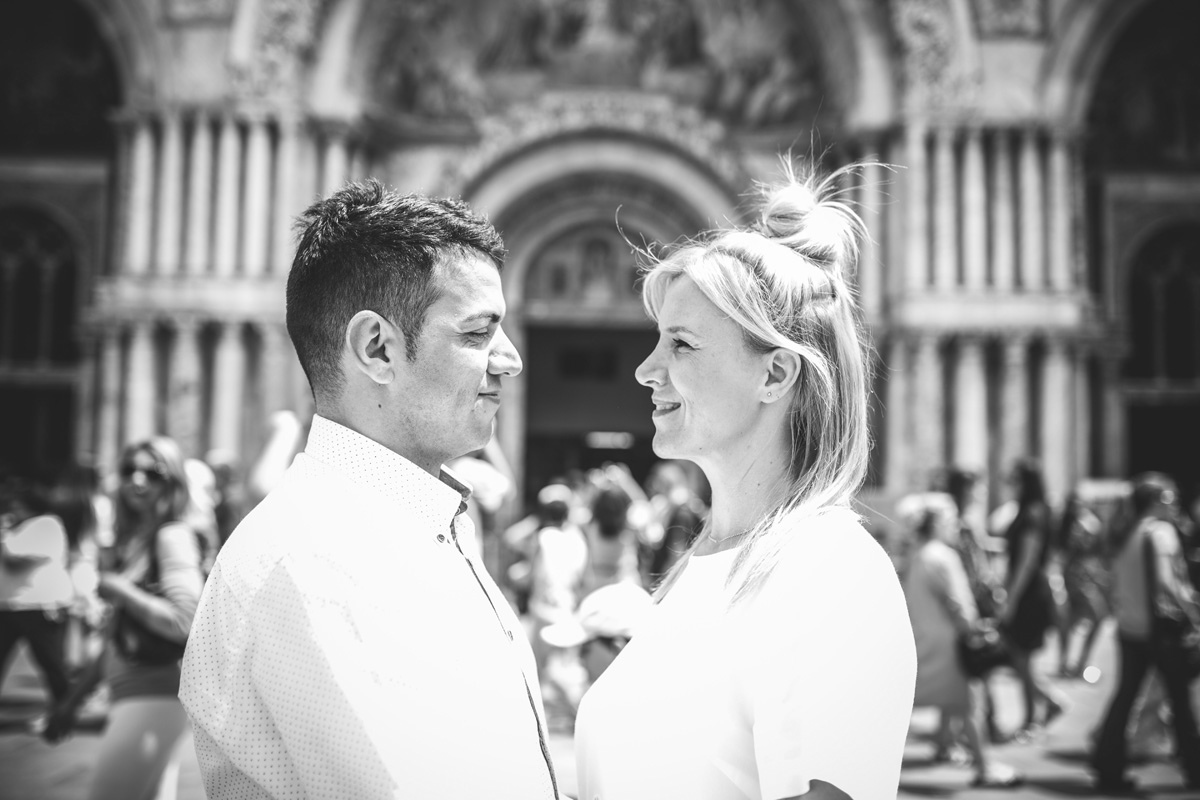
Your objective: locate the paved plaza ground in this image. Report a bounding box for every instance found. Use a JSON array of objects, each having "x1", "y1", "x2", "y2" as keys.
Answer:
[{"x1": 2, "y1": 619, "x2": 1199, "y2": 800}]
